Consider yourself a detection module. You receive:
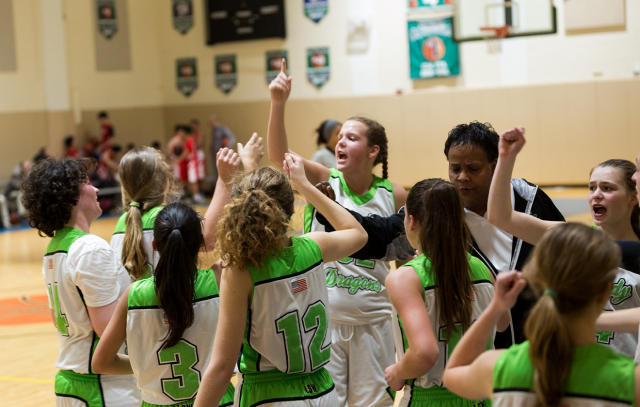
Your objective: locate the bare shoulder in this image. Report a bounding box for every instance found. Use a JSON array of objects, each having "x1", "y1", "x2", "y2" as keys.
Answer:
[{"x1": 392, "y1": 182, "x2": 407, "y2": 211}]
